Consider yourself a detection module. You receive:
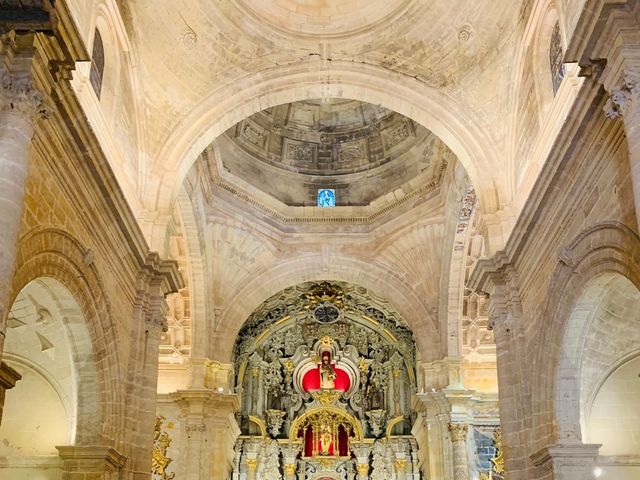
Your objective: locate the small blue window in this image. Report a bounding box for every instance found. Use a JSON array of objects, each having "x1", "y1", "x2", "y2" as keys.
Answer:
[{"x1": 317, "y1": 189, "x2": 336, "y2": 207}]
